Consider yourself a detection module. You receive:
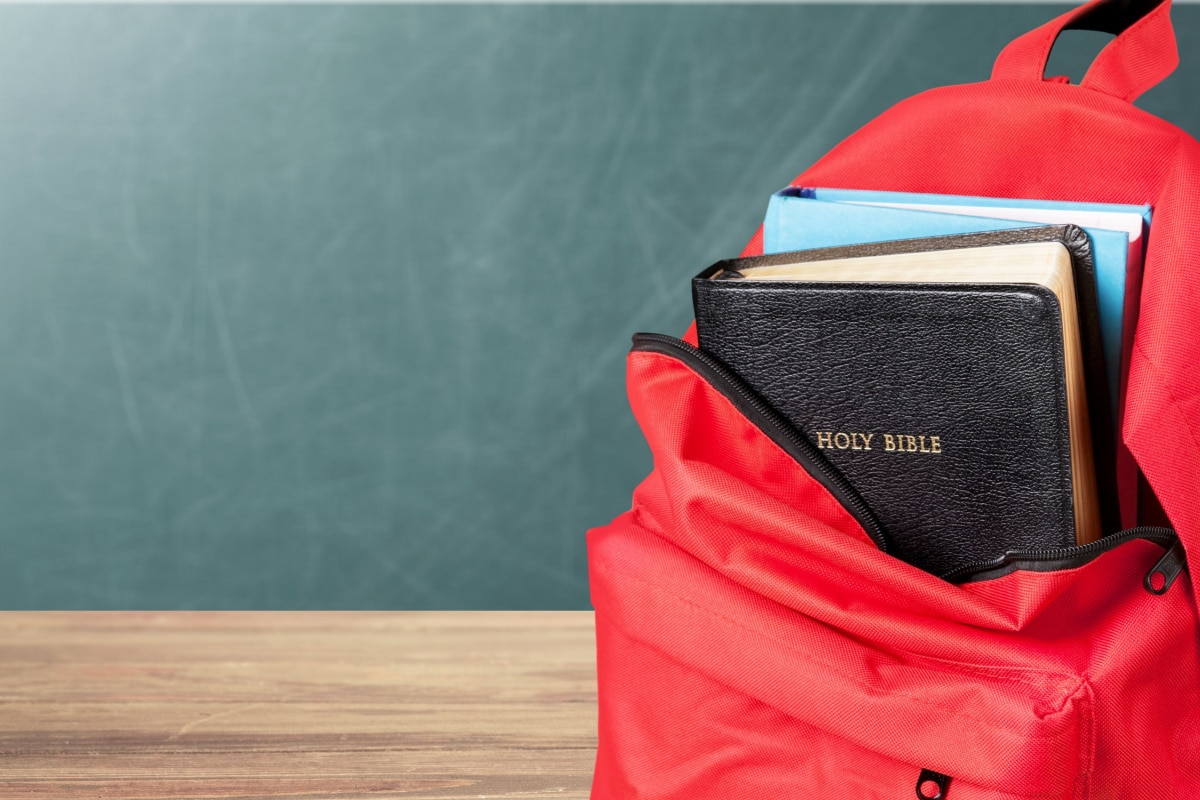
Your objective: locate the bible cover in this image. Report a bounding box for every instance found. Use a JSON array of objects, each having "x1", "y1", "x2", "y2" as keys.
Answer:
[{"x1": 692, "y1": 225, "x2": 1117, "y2": 578}]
